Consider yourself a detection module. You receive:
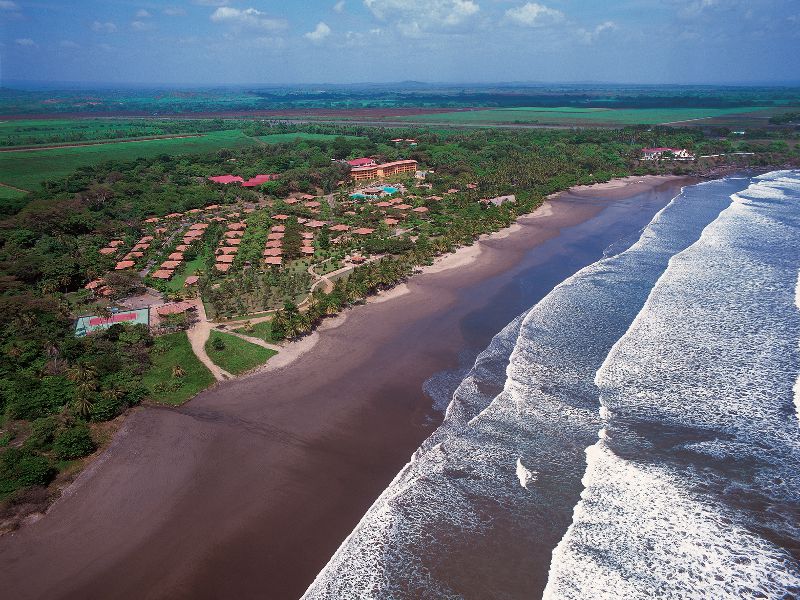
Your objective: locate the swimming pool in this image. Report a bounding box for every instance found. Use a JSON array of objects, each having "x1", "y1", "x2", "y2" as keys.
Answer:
[{"x1": 382, "y1": 186, "x2": 398, "y2": 194}]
